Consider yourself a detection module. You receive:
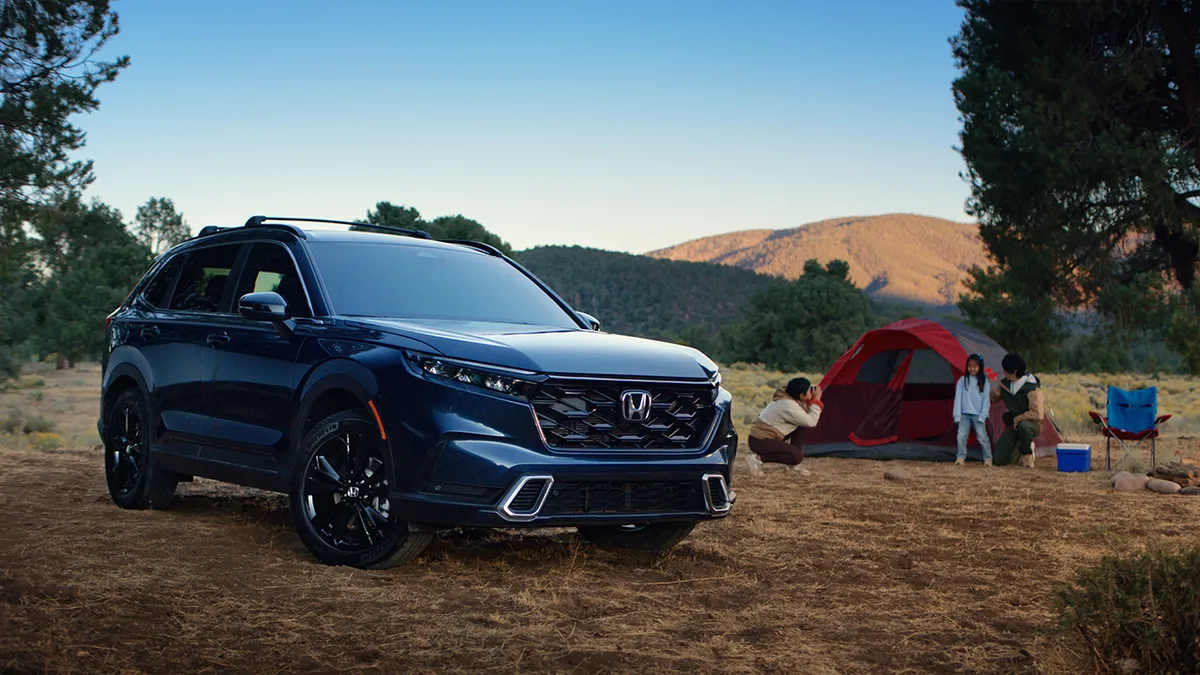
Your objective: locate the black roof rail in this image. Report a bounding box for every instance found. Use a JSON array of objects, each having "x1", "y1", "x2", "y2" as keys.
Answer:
[
  {"x1": 441, "y1": 239, "x2": 504, "y2": 256},
  {"x1": 197, "y1": 225, "x2": 228, "y2": 237},
  {"x1": 246, "y1": 215, "x2": 431, "y2": 240}
]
